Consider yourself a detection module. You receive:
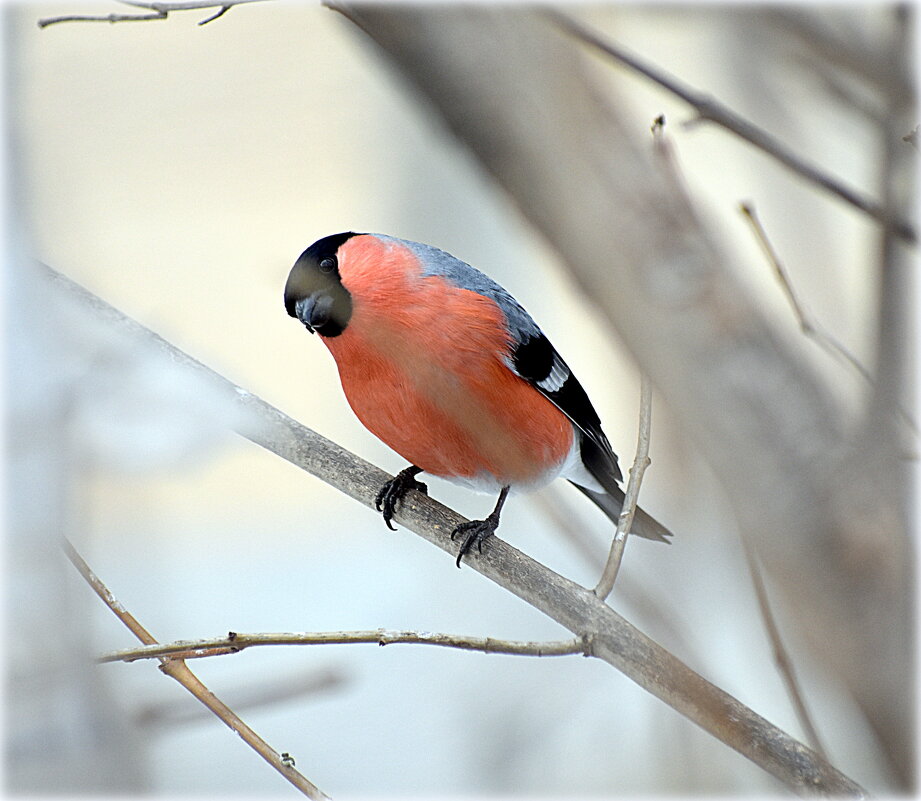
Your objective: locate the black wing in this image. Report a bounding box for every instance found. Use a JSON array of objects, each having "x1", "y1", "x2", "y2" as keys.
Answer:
[
  {"x1": 510, "y1": 331, "x2": 623, "y2": 490},
  {"x1": 511, "y1": 331, "x2": 673, "y2": 542}
]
